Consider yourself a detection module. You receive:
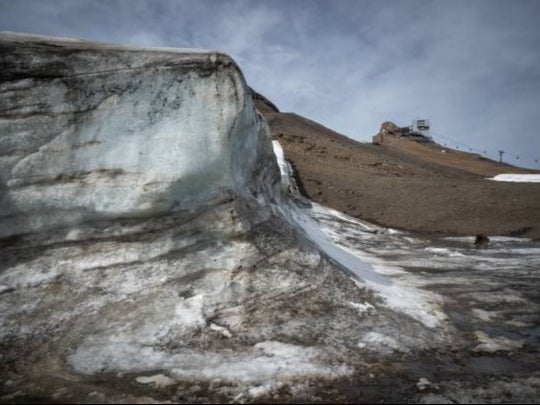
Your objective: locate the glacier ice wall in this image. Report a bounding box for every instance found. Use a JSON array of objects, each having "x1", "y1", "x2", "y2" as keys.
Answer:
[
  {"x1": 0, "y1": 33, "x2": 460, "y2": 403},
  {"x1": 0, "y1": 32, "x2": 279, "y2": 238}
]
